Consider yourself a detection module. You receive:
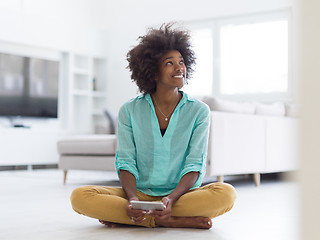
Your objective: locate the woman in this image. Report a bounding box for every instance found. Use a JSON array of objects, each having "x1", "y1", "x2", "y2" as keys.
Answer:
[{"x1": 70, "y1": 23, "x2": 236, "y2": 229}]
